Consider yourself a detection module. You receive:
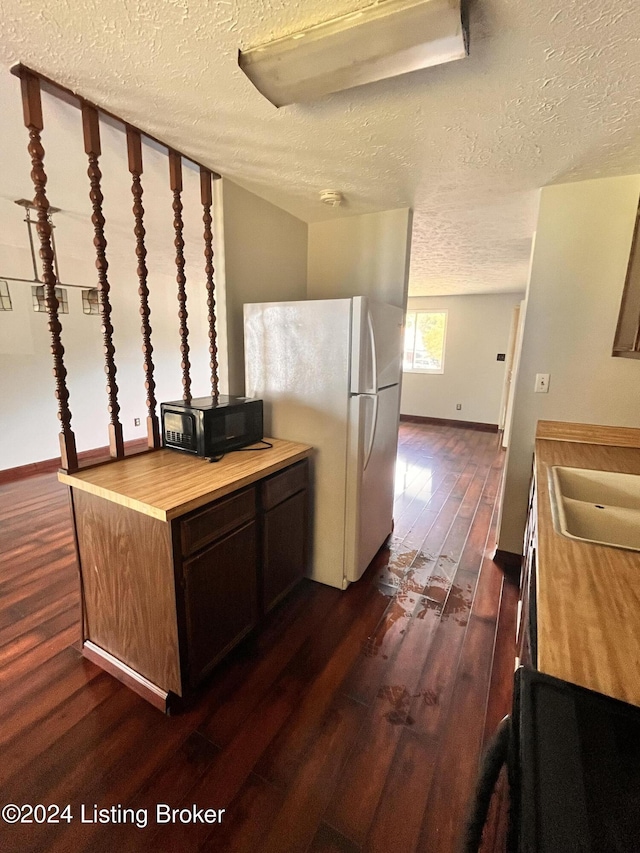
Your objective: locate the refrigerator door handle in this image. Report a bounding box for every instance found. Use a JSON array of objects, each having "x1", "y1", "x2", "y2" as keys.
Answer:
[
  {"x1": 364, "y1": 393, "x2": 379, "y2": 471},
  {"x1": 367, "y1": 309, "x2": 378, "y2": 394}
]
